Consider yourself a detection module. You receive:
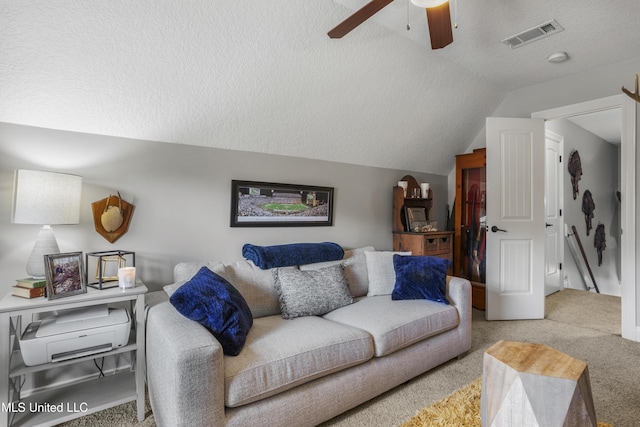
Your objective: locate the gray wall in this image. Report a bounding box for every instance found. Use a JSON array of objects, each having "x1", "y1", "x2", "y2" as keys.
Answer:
[
  {"x1": 546, "y1": 119, "x2": 621, "y2": 296},
  {"x1": 0, "y1": 123, "x2": 447, "y2": 294}
]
